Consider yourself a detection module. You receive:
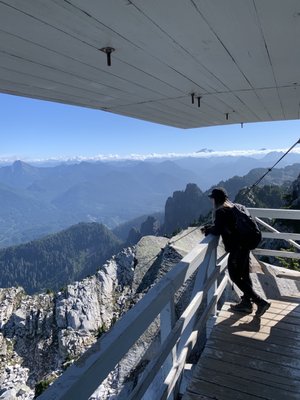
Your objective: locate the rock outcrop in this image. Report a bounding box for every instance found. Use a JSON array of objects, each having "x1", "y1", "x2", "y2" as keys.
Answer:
[
  {"x1": 0, "y1": 246, "x2": 137, "y2": 399},
  {"x1": 0, "y1": 230, "x2": 201, "y2": 399},
  {"x1": 164, "y1": 183, "x2": 210, "y2": 234},
  {"x1": 125, "y1": 216, "x2": 160, "y2": 246}
]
